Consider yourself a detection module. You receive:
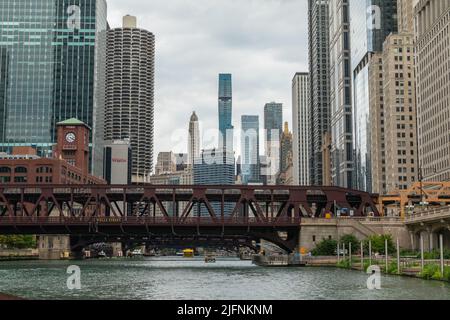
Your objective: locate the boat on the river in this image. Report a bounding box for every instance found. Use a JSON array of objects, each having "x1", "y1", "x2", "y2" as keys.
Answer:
[
  {"x1": 204, "y1": 255, "x2": 216, "y2": 263},
  {"x1": 183, "y1": 249, "x2": 194, "y2": 258}
]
